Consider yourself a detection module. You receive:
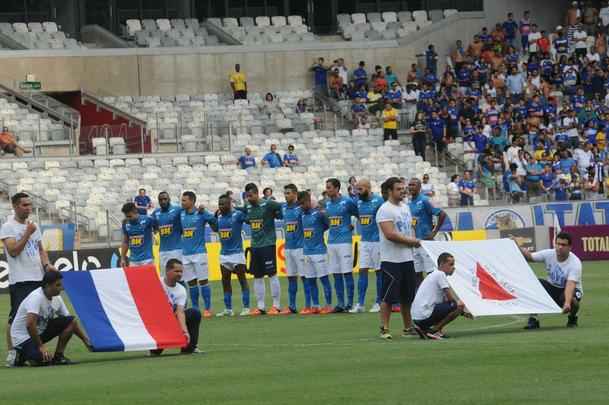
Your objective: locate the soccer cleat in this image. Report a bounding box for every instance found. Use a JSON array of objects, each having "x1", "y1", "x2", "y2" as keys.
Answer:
[
  {"x1": 267, "y1": 306, "x2": 281, "y2": 315},
  {"x1": 299, "y1": 307, "x2": 312, "y2": 315},
  {"x1": 369, "y1": 303, "x2": 381, "y2": 313},
  {"x1": 567, "y1": 315, "x2": 578, "y2": 328},
  {"x1": 348, "y1": 304, "x2": 365, "y2": 313},
  {"x1": 379, "y1": 327, "x2": 392, "y2": 340},
  {"x1": 203, "y1": 310, "x2": 213, "y2": 318},
  {"x1": 51, "y1": 354, "x2": 77, "y2": 365},
  {"x1": 5, "y1": 350, "x2": 16, "y2": 368},
  {"x1": 412, "y1": 324, "x2": 427, "y2": 340},
  {"x1": 332, "y1": 306, "x2": 345, "y2": 314},
  {"x1": 524, "y1": 317, "x2": 540, "y2": 330},
  {"x1": 181, "y1": 347, "x2": 204, "y2": 355},
  {"x1": 216, "y1": 309, "x2": 234, "y2": 317},
  {"x1": 250, "y1": 308, "x2": 266, "y2": 316},
  {"x1": 319, "y1": 306, "x2": 334, "y2": 315},
  {"x1": 424, "y1": 331, "x2": 444, "y2": 340},
  {"x1": 280, "y1": 307, "x2": 297, "y2": 315},
  {"x1": 239, "y1": 308, "x2": 251, "y2": 316},
  {"x1": 310, "y1": 307, "x2": 320, "y2": 314}
]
